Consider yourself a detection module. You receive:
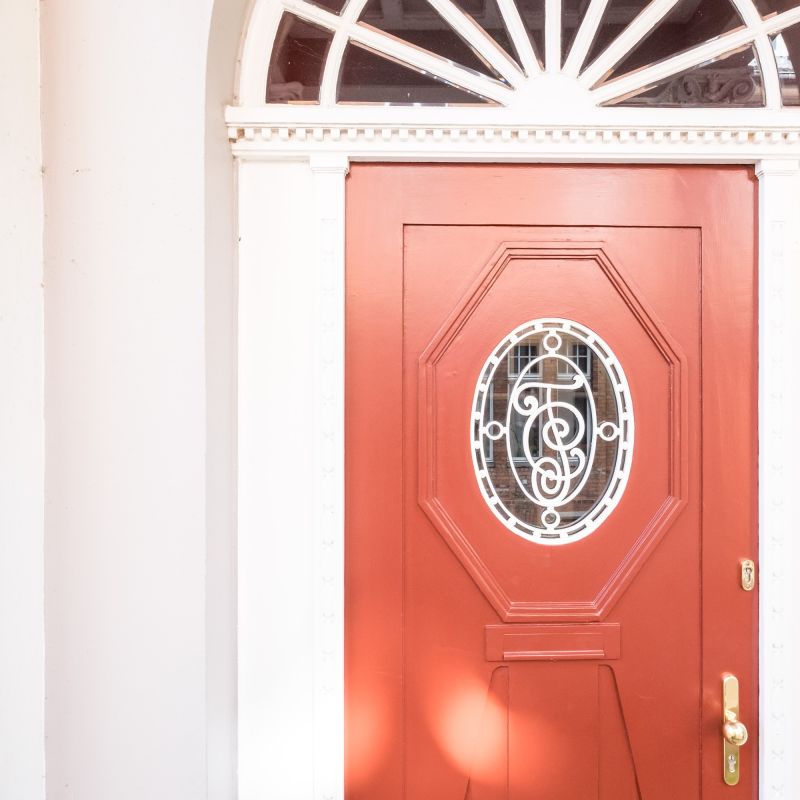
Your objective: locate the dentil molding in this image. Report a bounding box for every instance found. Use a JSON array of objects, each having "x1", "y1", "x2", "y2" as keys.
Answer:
[{"x1": 228, "y1": 121, "x2": 800, "y2": 160}]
